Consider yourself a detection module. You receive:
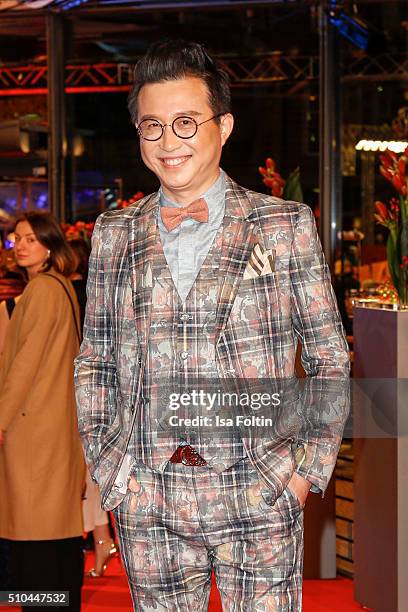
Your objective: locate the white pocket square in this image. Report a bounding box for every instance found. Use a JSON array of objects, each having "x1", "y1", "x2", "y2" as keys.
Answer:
[{"x1": 243, "y1": 244, "x2": 276, "y2": 280}]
